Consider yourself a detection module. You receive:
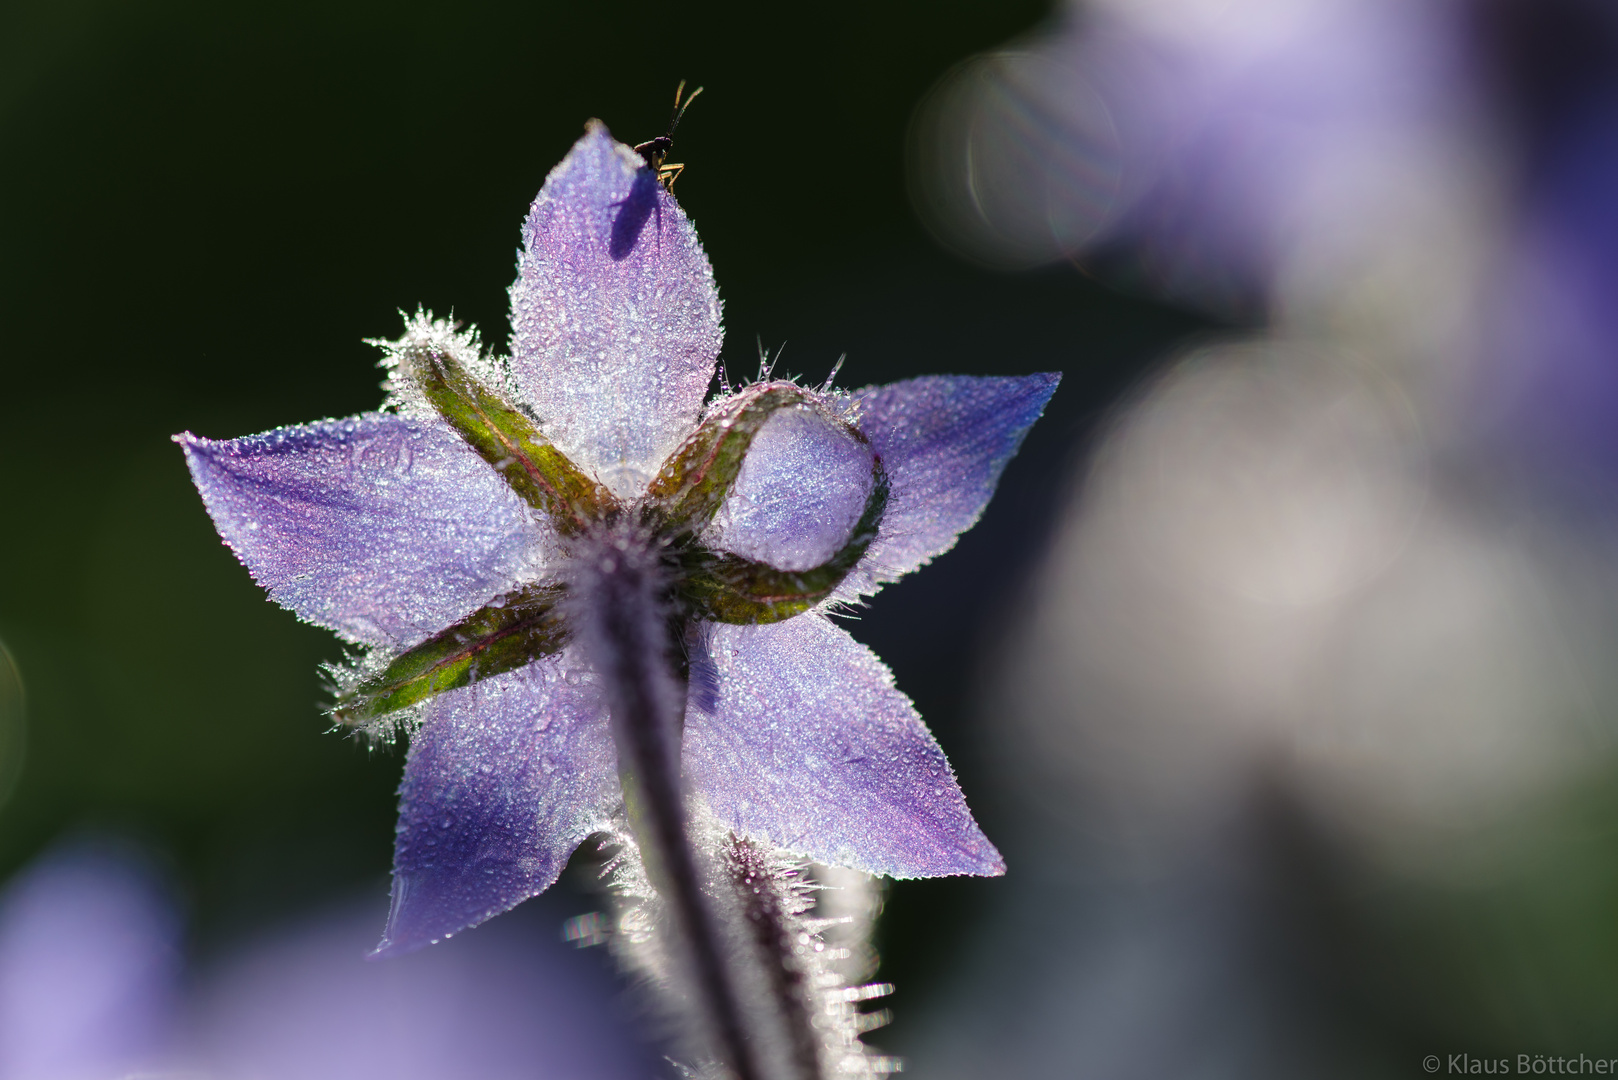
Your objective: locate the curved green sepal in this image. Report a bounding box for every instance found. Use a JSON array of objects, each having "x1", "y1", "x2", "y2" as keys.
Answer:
[
  {"x1": 409, "y1": 342, "x2": 618, "y2": 534},
  {"x1": 646, "y1": 383, "x2": 816, "y2": 535},
  {"x1": 681, "y1": 458, "x2": 890, "y2": 624},
  {"x1": 333, "y1": 582, "x2": 570, "y2": 725}
]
